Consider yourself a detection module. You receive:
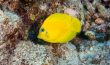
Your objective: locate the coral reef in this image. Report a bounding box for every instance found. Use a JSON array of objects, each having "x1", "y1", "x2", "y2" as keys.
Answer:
[{"x1": 0, "y1": 0, "x2": 110, "y2": 65}]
